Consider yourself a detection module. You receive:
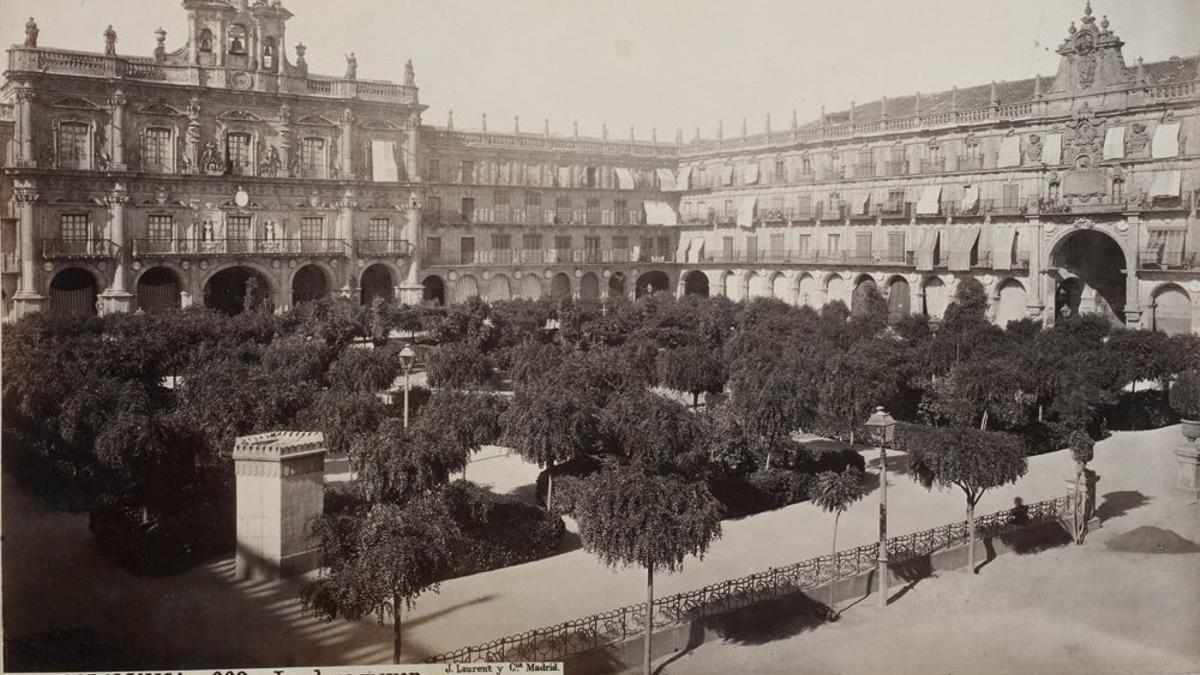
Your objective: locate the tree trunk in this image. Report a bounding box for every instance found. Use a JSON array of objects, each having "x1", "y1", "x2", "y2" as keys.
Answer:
[
  {"x1": 393, "y1": 594, "x2": 402, "y2": 664},
  {"x1": 967, "y1": 501, "x2": 977, "y2": 574},
  {"x1": 545, "y1": 461, "x2": 555, "y2": 511},
  {"x1": 979, "y1": 409, "x2": 989, "y2": 431},
  {"x1": 693, "y1": 391, "x2": 700, "y2": 409},
  {"x1": 644, "y1": 566, "x2": 654, "y2": 675},
  {"x1": 830, "y1": 510, "x2": 840, "y2": 612},
  {"x1": 849, "y1": 429, "x2": 855, "y2": 447},
  {"x1": 1038, "y1": 402, "x2": 1044, "y2": 422}
]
